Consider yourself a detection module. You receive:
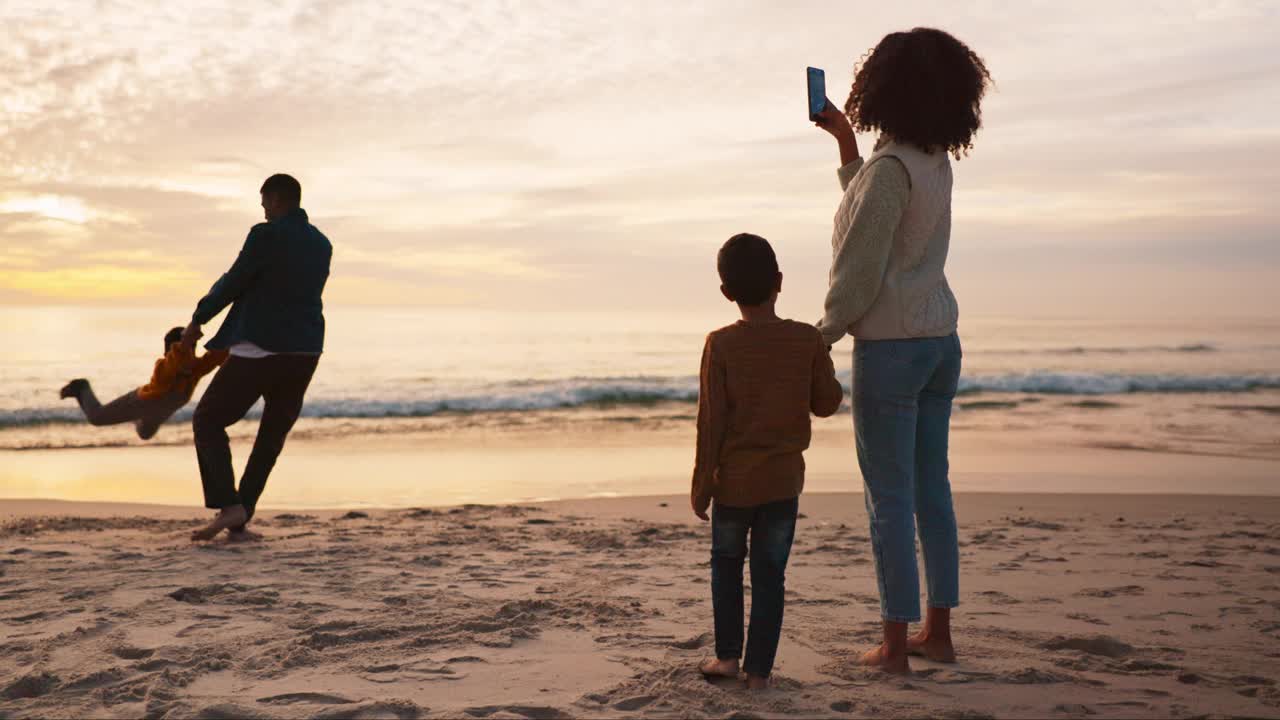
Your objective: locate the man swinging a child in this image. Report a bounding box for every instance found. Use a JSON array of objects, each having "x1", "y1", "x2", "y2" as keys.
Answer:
[{"x1": 61, "y1": 174, "x2": 332, "y2": 543}]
